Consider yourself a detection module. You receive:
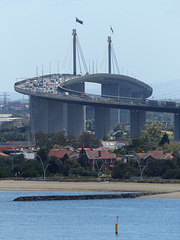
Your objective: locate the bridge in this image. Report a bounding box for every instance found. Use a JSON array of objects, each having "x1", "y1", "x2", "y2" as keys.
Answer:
[
  {"x1": 14, "y1": 73, "x2": 180, "y2": 140},
  {"x1": 14, "y1": 28, "x2": 180, "y2": 140}
]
